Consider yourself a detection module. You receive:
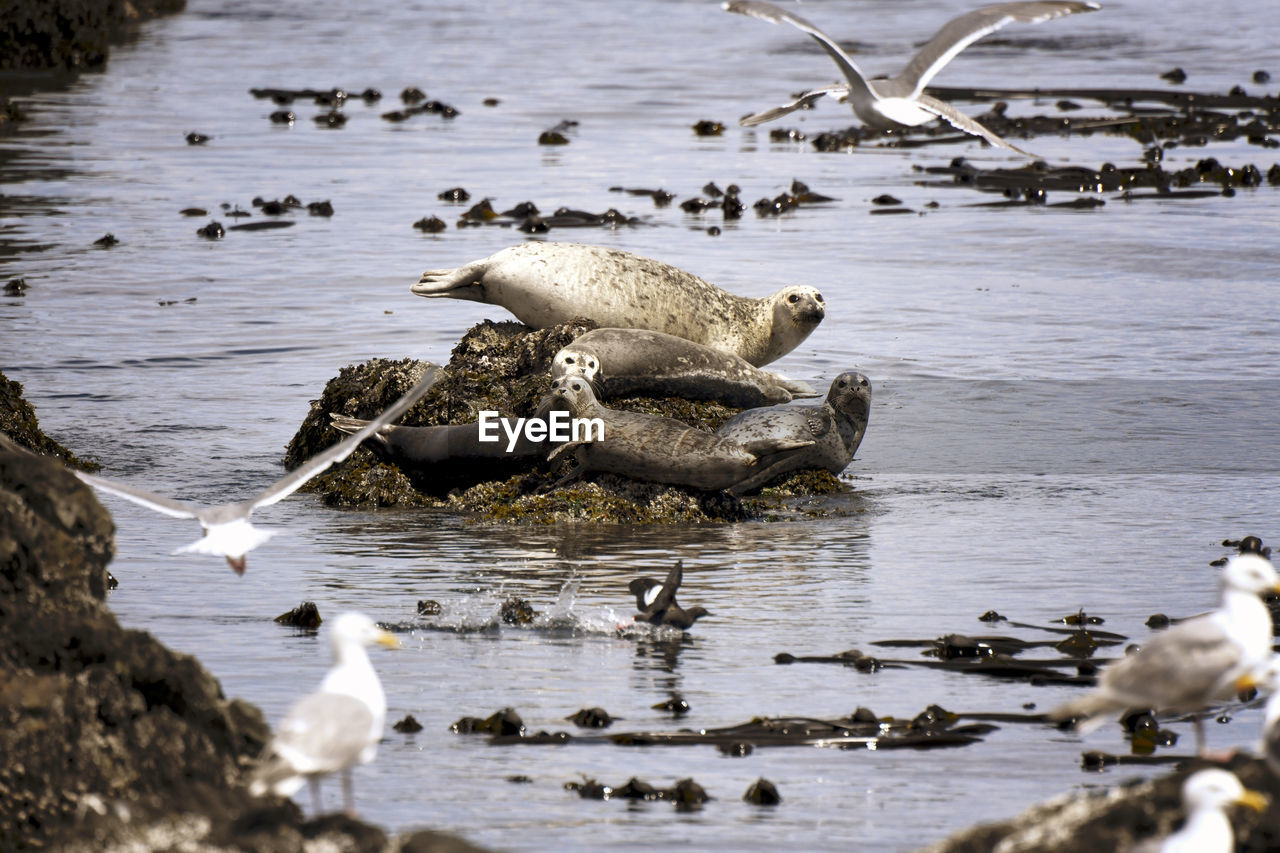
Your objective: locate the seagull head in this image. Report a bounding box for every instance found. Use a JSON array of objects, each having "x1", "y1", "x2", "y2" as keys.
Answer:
[
  {"x1": 329, "y1": 612, "x2": 399, "y2": 660},
  {"x1": 1221, "y1": 553, "x2": 1280, "y2": 596},
  {"x1": 1180, "y1": 768, "x2": 1267, "y2": 814}
]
